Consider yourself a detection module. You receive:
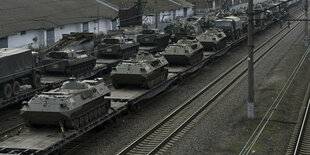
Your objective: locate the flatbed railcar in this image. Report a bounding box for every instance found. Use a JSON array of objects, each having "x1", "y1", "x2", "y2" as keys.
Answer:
[{"x1": 0, "y1": 63, "x2": 108, "y2": 109}]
